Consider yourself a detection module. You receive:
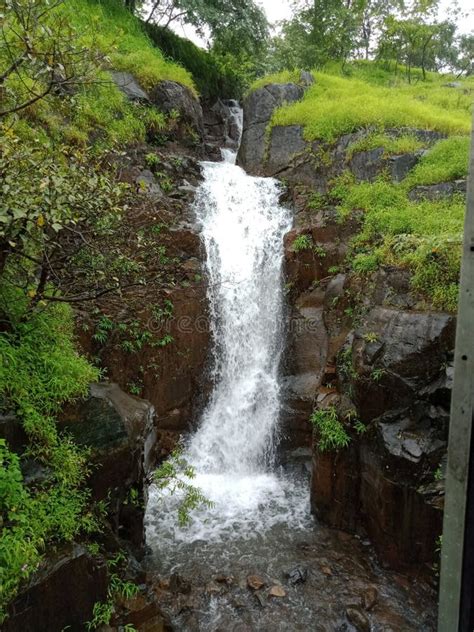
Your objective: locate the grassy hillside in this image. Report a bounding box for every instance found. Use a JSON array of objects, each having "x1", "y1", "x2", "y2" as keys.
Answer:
[
  {"x1": 64, "y1": 0, "x2": 196, "y2": 94},
  {"x1": 253, "y1": 62, "x2": 472, "y2": 311},
  {"x1": 271, "y1": 69, "x2": 472, "y2": 141},
  {"x1": 9, "y1": 0, "x2": 196, "y2": 150}
]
